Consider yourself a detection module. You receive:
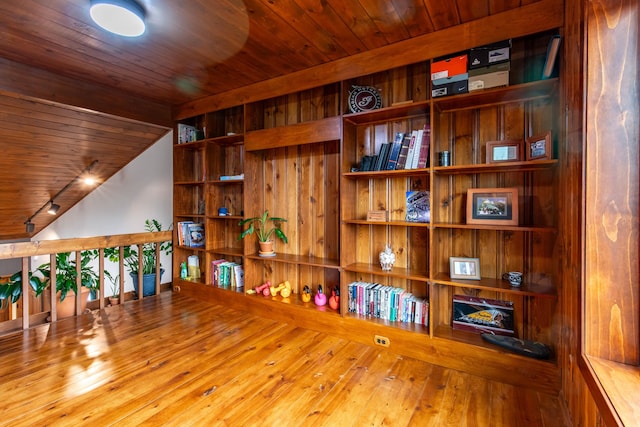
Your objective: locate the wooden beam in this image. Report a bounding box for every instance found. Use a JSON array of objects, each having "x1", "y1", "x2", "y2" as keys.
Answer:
[
  {"x1": 0, "y1": 57, "x2": 172, "y2": 128},
  {"x1": 175, "y1": 0, "x2": 564, "y2": 119}
]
